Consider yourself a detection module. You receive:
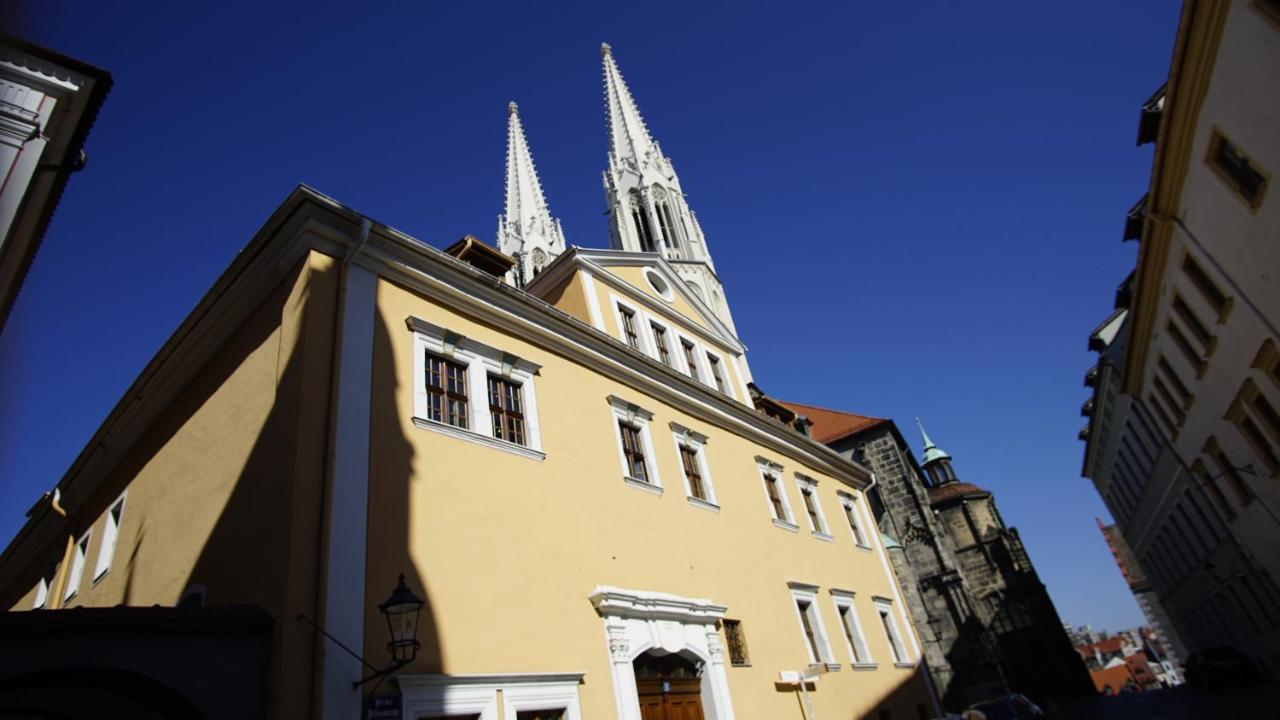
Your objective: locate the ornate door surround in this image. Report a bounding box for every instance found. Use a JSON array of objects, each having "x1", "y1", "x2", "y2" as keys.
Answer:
[{"x1": 589, "y1": 586, "x2": 736, "y2": 720}]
